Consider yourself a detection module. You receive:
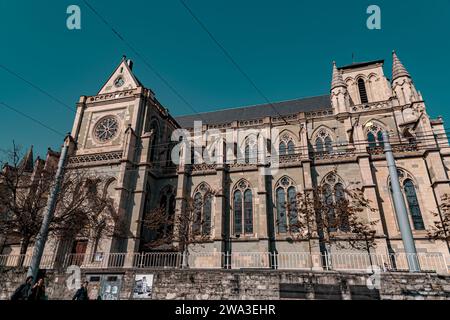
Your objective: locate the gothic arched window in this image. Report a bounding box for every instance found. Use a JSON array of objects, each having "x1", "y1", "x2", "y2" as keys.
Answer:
[
  {"x1": 358, "y1": 78, "x2": 369, "y2": 104},
  {"x1": 279, "y1": 142, "x2": 287, "y2": 156},
  {"x1": 275, "y1": 177, "x2": 297, "y2": 234},
  {"x1": 315, "y1": 137, "x2": 324, "y2": 153},
  {"x1": 104, "y1": 178, "x2": 117, "y2": 199},
  {"x1": 243, "y1": 135, "x2": 257, "y2": 164},
  {"x1": 377, "y1": 131, "x2": 384, "y2": 148},
  {"x1": 276, "y1": 188, "x2": 286, "y2": 233},
  {"x1": 335, "y1": 182, "x2": 348, "y2": 231},
  {"x1": 322, "y1": 173, "x2": 347, "y2": 232},
  {"x1": 244, "y1": 190, "x2": 253, "y2": 234},
  {"x1": 232, "y1": 180, "x2": 253, "y2": 236},
  {"x1": 315, "y1": 129, "x2": 333, "y2": 153},
  {"x1": 233, "y1": 190, "x2": 242, "y2": 235},
  {"x1": 404, "y1": 179, "x2": 425, "y2": 230},
  {"x1": 367, "y1": 132, "x2": 376, "y2": 148},
  {"x1": 192, "y1": 182, "x2": 213, "y2": 236},
  {"x1": 244, "y1": 144, "x2": 250, "y2": 164},
  {"x1": 287, "y1": 186, "x2": 297, "y2": 231},
  {"x1": 159, "y1": 186, "x2": 176, "y2": 236},
  {"x1": 192, "y1": 192, "x2": 202, "y2": 235},
  {"x1": 325, "y1": 136, "x2": 333, "y2": 153},
  {"x1": 389, "y1": 170, "x2": 425, "y2": 231},
  {"x1": 323, "y1": 184, "x2": 335, "y2": 231},
  {"x1": 203, "y1": 194, "x2": 212, "y2": 235},
  {"x1": 366, "y1": 123, "x2": 385, "y2": 149},
  {"x1": 279, "y1": 132, "x2": 296, "y2": 156},
  {"x1": 287, "y1": 140, "x2": 295, "y2": 155}
]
